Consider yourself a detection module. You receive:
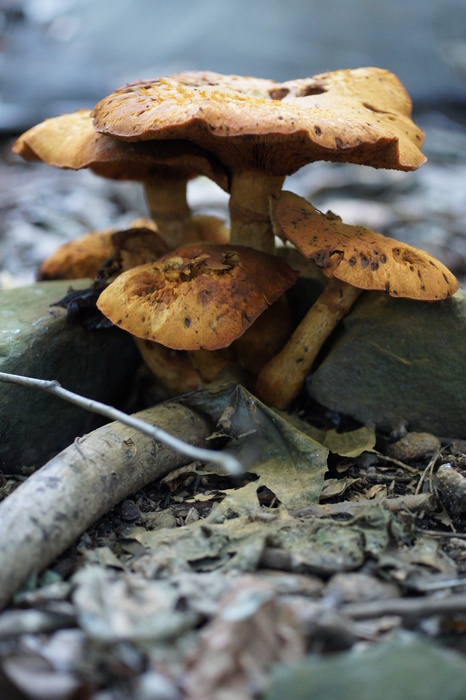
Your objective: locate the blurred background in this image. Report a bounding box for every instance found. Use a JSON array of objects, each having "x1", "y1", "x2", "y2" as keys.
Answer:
[
  {"x1": 1, "y1": 0, "x2": 466, "y2": 130},
  {"x1": 1, "y1": 0, "x2": 466, "y2": 287}
]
